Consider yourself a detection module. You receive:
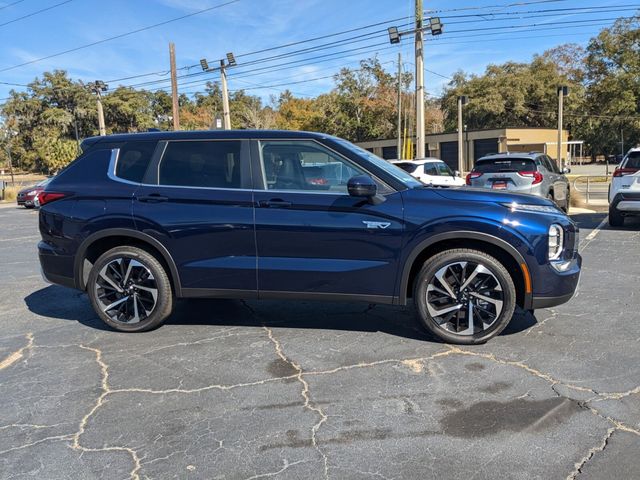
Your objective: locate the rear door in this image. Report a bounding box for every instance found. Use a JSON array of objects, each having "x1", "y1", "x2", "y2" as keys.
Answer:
[
  {"x1": 132, "y1": 139, "x2": 257, "y2": 295},
  {"x1": 251, "y1": 139, "x2": 404, "y2": 301}
]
